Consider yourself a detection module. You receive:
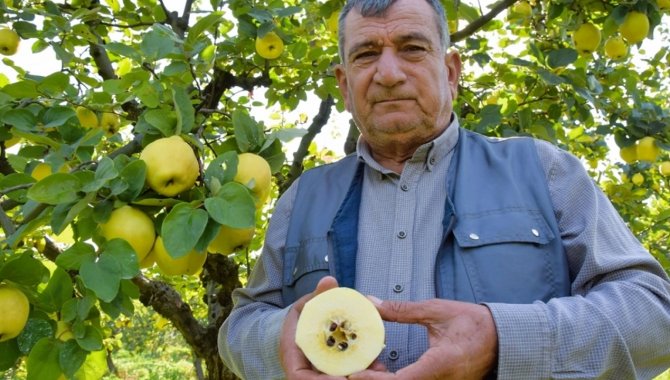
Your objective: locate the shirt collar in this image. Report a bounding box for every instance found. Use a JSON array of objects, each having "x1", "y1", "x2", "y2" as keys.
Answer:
[{"x1": 356, "y1": 113, "x2": 460, "y2": 175}]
